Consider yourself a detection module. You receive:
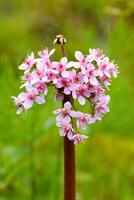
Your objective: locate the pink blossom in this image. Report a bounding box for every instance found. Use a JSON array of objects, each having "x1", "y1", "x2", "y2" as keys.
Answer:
[
  {"x1": 86, "y1": 83, "x2": 103, "y2": 95},
  {"x1": 21, "y1": 71, "x2": 39, "y2": 88},
  {"x1": 72, "y1": 111, "x2": 91, "y2": 129},
  {"x1": 37, "y1": 49, "x2": 55, "y2": 70},
  {"x1": 43, "y1": 69, "x2": 58, "y2": 84},
  {"x1": 38, "y1": 48, "x2": 55, "y2": 59},
  {"x1": 53, "y1": 57, "x2": 69, "y2": 78},
  {"x1": 36, "y1": 61, "x2": 46, "y2": 78},
  {"x1": 88, "y1": 48, "x2": 104, "y2": 62},
  {"x1": 53, "y1": 101, "x2": 72, "y2": 123},
  {"x1": 57, "y1": 121, "x2": 74, "y2": 139},
  {"x1": 74, "y1": 51, "x2": 89, "y2": 69},
  {"x1": 71, "y1": 134, "x2": 88, "y2": 144},
  {"x1": 100, "y1": 75, "x2": 111, "y2": 88},
  {"x1": 35, "y1": 82, "x2": 48, "y2": 96},
  {"x1": 97, "y1": 57, "x2": 111, "y2": 78},
  {"x1": 72, "y1": 85, "x2": 90, "y2": 105},
  {"x1": 95, "y1": 95, "x2": 110, "y2": 120},
  {"x1": 35, "y1": 61, "x2": 58, "y2": 84},
  {"x1": 70, "y1": 70, "x2": 84, "y2": 85},
  {"x1": 38, "y1": 49, "x2": 55, "y2": 71},
  {"x1": 13, "y1": 47, "x2": 118, "y2": 144},
  {"x1": 18, "y1": 85, "x2": 45, "y2": 110},
  {"x1": 19, "y1": 52, "x2": 35, "y2": 71},
  {"x1": 56, "y1": 77, "x2": 72, "y2": 95},
  {"x1": 109, "y1": 62, "x2": 118, "y2": 78},
  {"x1": 22, "y1": 71, "x2": 32, "y2": 82},
  {"x1": 12, "y1": 96, "x2": 24, "y2": 114},
  {"x1": 82, "y1": 63, "x2": 98, "y2": 85}
]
